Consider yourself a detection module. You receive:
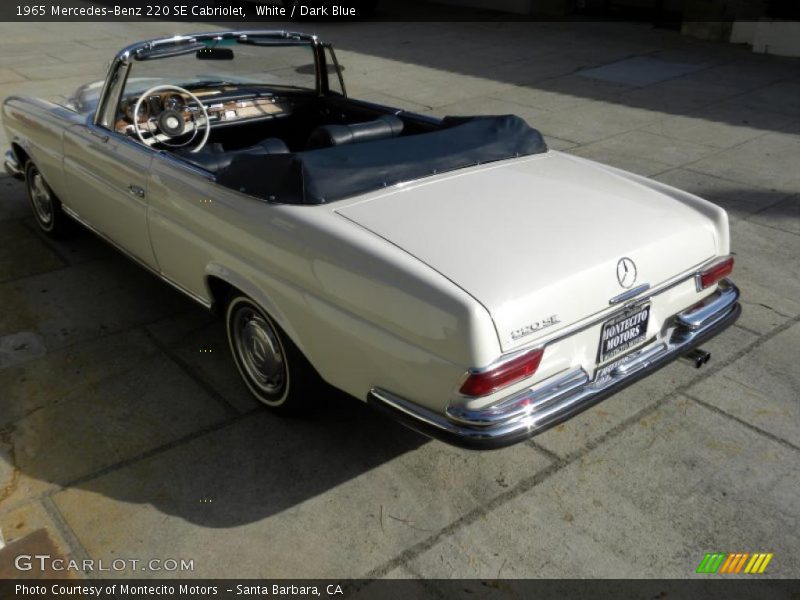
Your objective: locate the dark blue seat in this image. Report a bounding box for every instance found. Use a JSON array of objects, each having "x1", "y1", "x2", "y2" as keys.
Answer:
[
  {"x1": 178, "y1": 138, "x2": 290, "y2": 172},
  {"x1": 305, "y1": 115, "x2": 404, "y2": 150}
]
